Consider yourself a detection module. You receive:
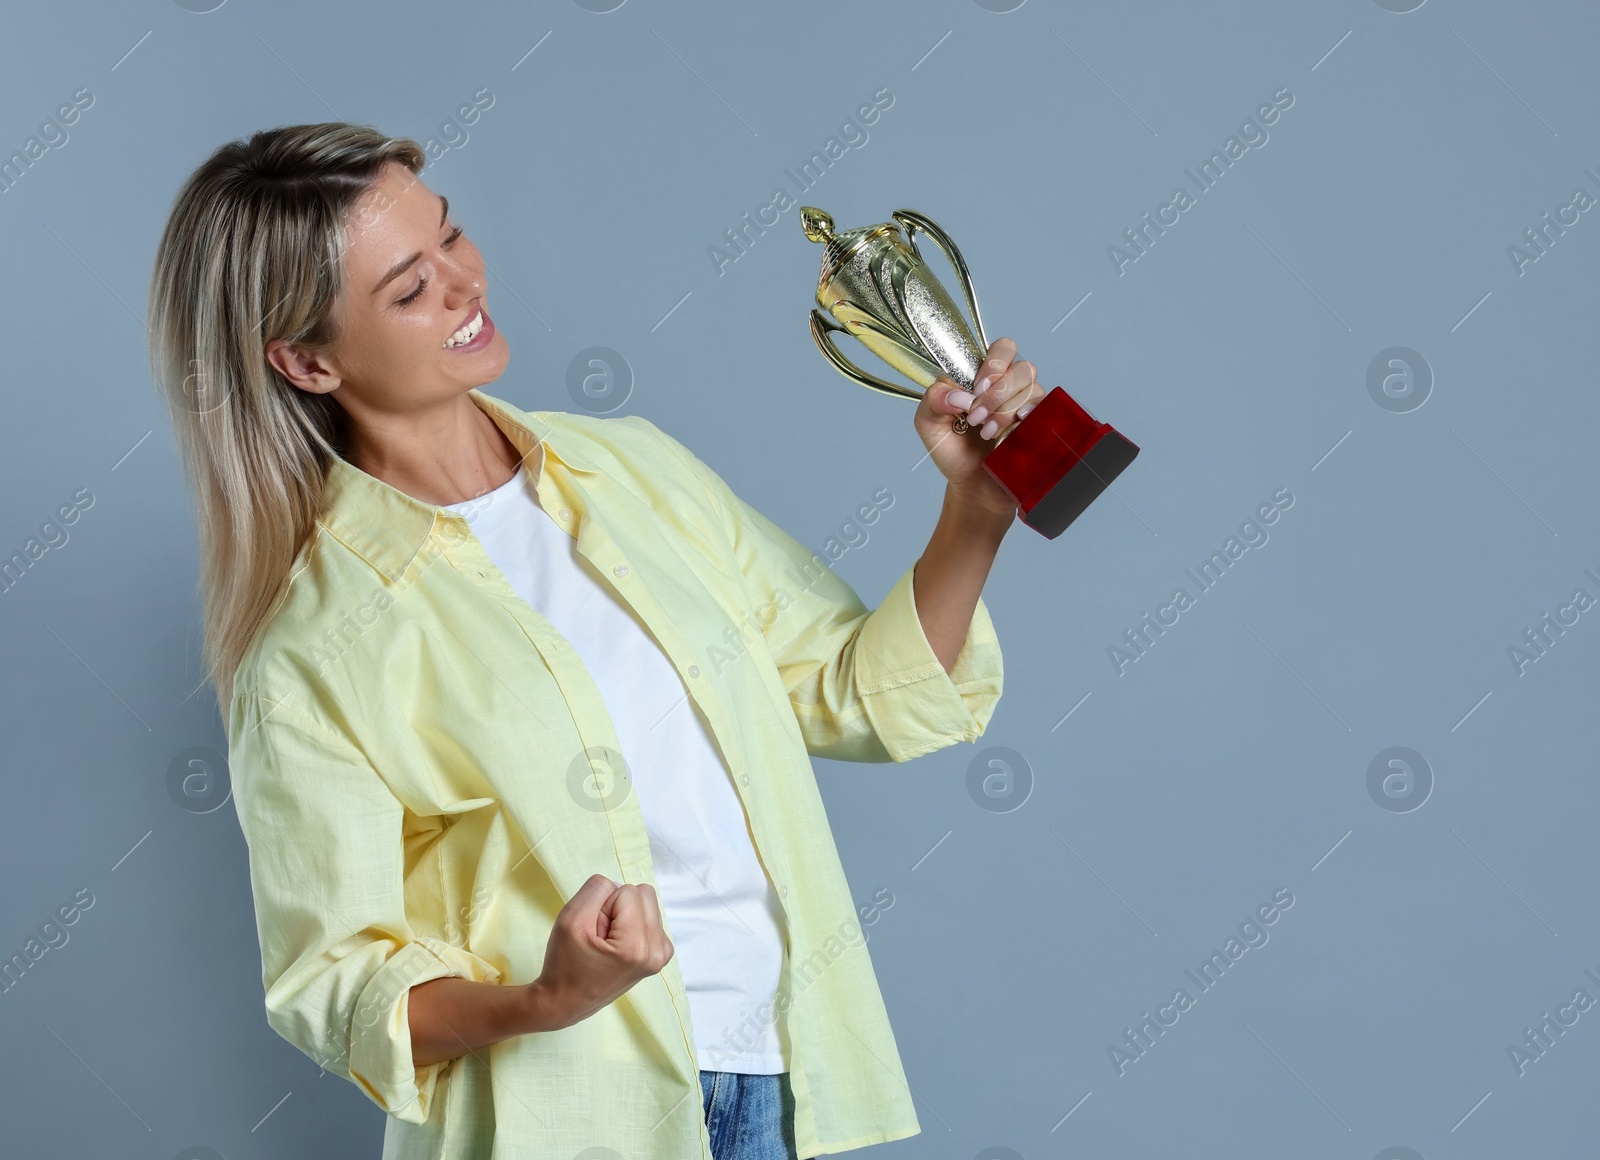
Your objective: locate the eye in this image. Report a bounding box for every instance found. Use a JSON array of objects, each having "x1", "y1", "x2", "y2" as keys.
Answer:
[
  {"x1": 395, "y1": 225, "x2": 465, "y2": 307},
  {"x1": 397, "y1": 276, "x2": 428, "y2": 306}
]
